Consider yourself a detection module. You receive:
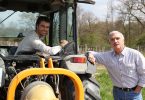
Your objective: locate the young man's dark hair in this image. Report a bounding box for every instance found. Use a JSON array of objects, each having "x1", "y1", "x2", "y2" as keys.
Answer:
[{"x1": 35, "y1": 16, "x2": 50, "y2": 30}]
